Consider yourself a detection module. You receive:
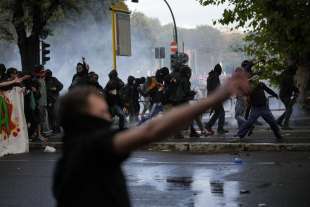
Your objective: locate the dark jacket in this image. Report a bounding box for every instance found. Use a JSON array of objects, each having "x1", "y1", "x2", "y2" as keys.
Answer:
[
  {"x1": 53, "y1": 115, "x2": 130, "y2": 207},
  {"x1": 104, "y1": 71, "x2": 124, "y2": 107},
  {"x1": 167, "y1": 70, "x2": 193, "y2": 105},
  {"x1": 250, "y1": 82, "x2": 278, "y2": 107},
  {"x1": 123, "y1": 77, "x2": 140, "y2": 113},
  {"x1": 46, "y1": 76, "x2": 63, "y2": 104},
  {"x1": 70, "y1": 72, "x2": 89, "y2": 89},
  {"x1": 207, "y1": 70, "x2": 220, "y2": 95}
]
